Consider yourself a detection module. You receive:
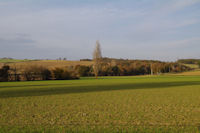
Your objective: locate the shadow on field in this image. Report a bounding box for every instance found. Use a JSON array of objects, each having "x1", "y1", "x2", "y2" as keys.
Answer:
[
  {"x1": 0, "y1": 81, "x2": 200, "y2": 98},
  {"x1": 0, "y1": 84, "x2": 73, "y2": 89}
]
